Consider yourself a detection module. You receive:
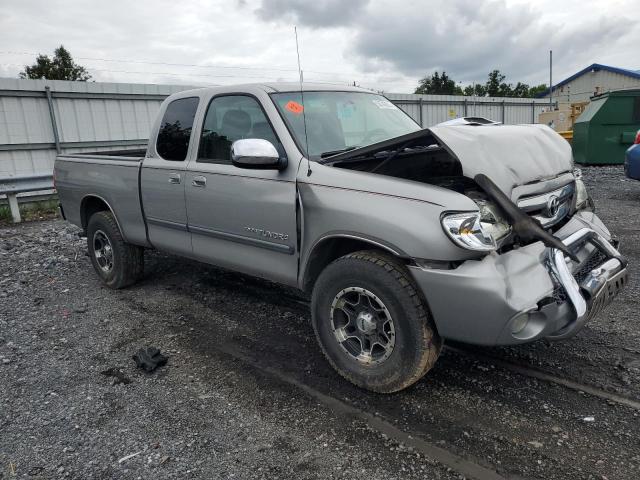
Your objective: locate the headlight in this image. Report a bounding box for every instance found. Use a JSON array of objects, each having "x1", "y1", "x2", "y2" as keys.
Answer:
[
  {"x1": 574, "y1": 177, "x2": 590, "y2": 210},
  {"x1": 441, "y1": 212, "x2": 496, "y2": 251},
  {"x1": 574, "y1": 169, "x2": 592, "y2": 210},
  {"x1": 475, "y1": 199, "x2": 511, "y2": 240}
]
